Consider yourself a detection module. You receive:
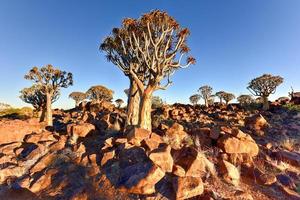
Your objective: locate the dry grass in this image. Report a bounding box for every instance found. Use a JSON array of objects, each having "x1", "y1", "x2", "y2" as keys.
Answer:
[{"x1": 280, "y1": 138, "x2": 296, "y2": 151}]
